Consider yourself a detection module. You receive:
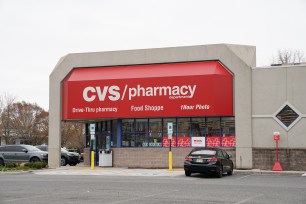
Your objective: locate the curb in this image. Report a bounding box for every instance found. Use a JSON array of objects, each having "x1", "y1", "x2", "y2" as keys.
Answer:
[{"x1": 234, "y1": 169, "x2": 305, "y2": 176}]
